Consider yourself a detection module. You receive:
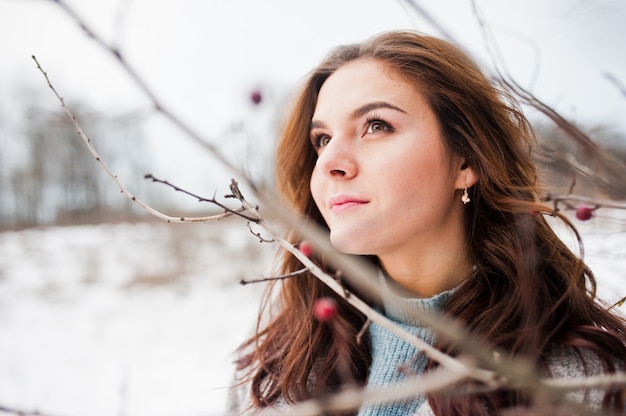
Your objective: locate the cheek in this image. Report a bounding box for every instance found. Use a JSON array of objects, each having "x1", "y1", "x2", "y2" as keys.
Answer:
[{"x1": 309, "y1": 168, "x2": 324, "y2": 210}]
